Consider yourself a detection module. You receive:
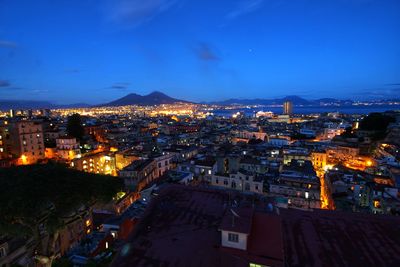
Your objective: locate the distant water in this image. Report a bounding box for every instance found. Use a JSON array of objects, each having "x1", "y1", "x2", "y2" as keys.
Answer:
[{"x1": 212, "y1": 105, "x2": 400, "y2": 117}]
